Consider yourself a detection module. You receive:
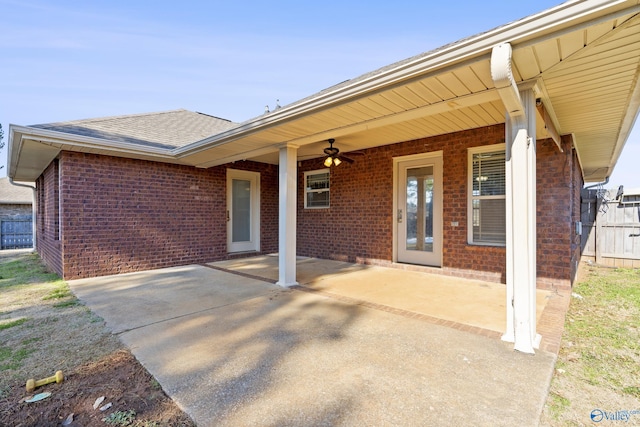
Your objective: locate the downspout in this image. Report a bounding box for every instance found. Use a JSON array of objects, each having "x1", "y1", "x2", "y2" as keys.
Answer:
[
  {"x1": 8, "y1": 178, "x2": 36, "y2": 250},
  {"x1": 583, "y1": 176, "x2": 609, "y2": 265}
]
